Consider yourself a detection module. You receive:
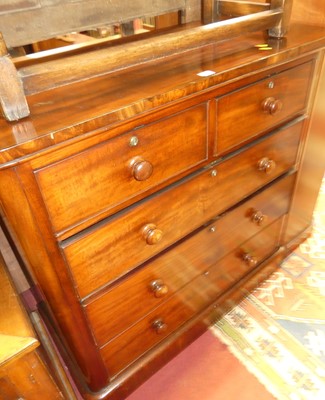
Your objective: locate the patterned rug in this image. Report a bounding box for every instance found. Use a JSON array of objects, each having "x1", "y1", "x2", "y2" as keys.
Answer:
[{"x1": 212, "y1": 177, "x2": 325, "y2": 400}]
